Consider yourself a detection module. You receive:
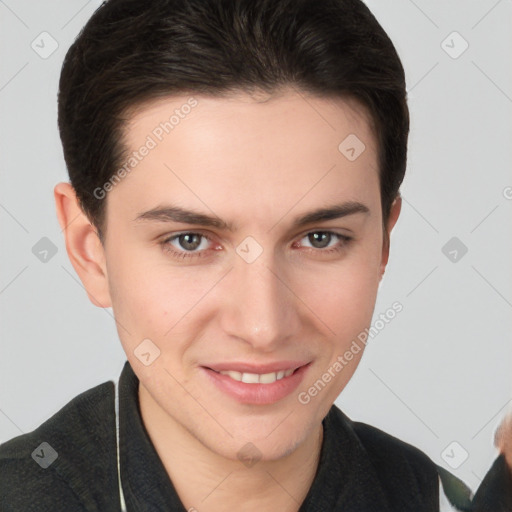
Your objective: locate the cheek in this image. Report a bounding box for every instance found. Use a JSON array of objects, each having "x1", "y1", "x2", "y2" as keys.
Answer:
[
  {"x1": 105, "y1": 247, "x2": 169, "y2": 343},
  {"x1": 294, "y1": 257, "x2": 380, "y2": 403},
  {"x1": 295, "y1": 244, "x2": 382, "y2": 336},
  {"x1": 105, "y1": 249, "x2": 217, "y2": 344},
  {"x1": 305, "y1": 275, "x2": 379, "y2": 353}
]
